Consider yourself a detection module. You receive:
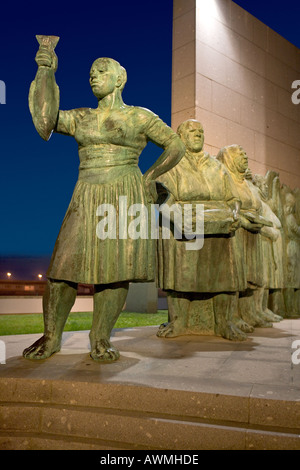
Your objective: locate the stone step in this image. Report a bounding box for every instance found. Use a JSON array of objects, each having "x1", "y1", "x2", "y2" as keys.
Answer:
[{"x1": 0, "y1": 377, "x2": 299, "y2": 450}]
